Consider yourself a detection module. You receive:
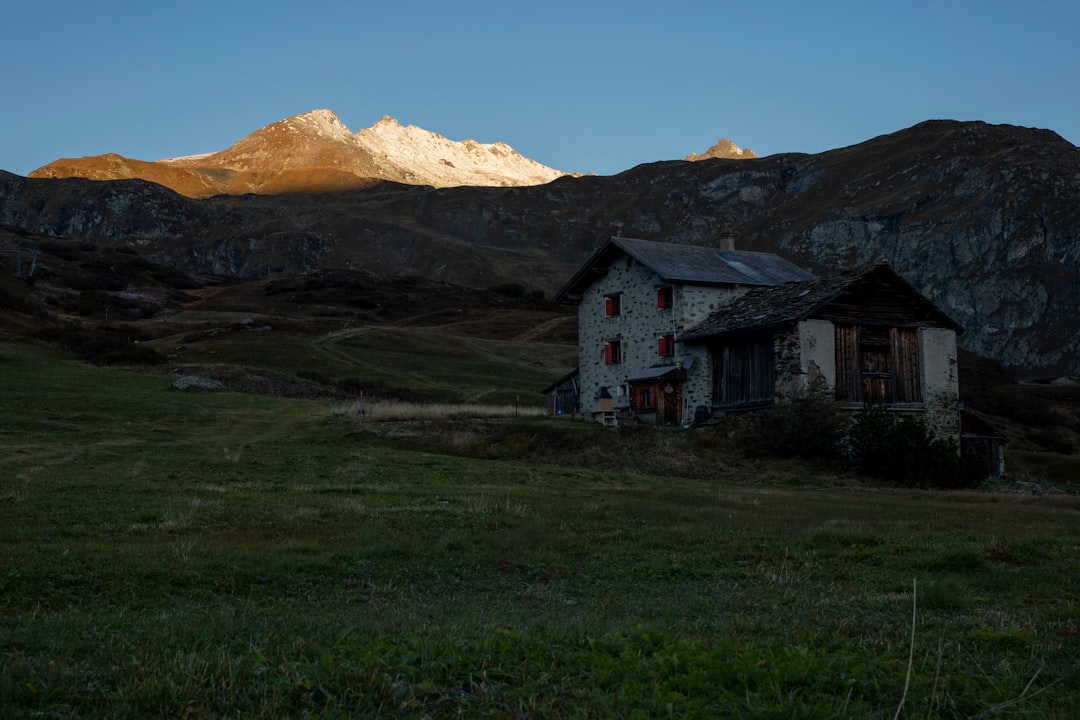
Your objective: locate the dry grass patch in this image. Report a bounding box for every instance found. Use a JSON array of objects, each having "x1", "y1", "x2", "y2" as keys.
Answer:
[{"x1": 326, "y1": 399, "x2": 547, "y2": 422}]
